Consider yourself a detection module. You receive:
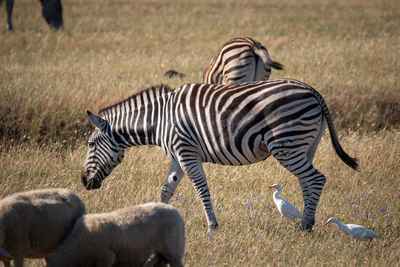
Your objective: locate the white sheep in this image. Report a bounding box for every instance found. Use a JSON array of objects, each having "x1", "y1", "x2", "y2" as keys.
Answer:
[
  {"x1": 47, "y1": 202, "x2": 185, "y2": 267},
  {"x1": 0, "y1": 188, "x2": 86, "y2": 267}
]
